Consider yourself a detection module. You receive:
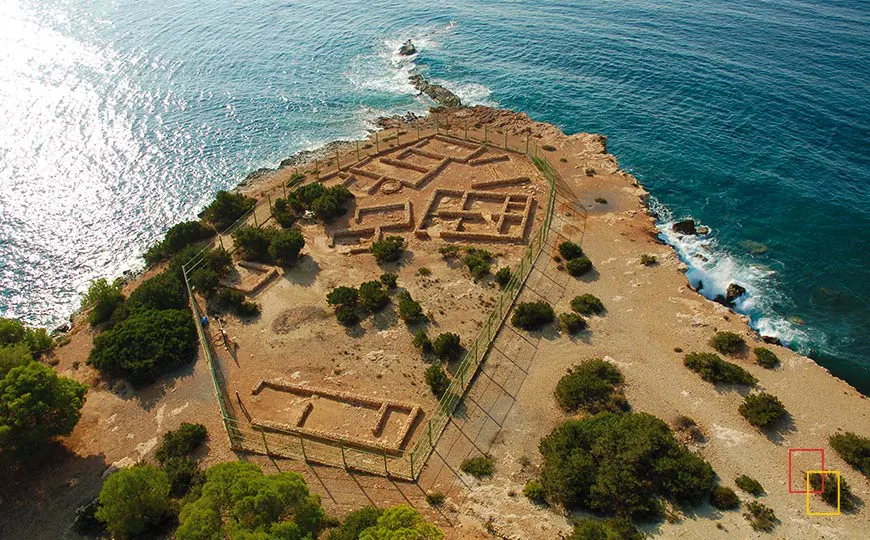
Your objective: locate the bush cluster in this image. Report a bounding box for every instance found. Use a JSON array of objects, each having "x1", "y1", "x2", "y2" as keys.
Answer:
[
  {"x1": 640, "y1": 254, "x2": 657, "y2": 266},
  {"x1": 433, "y1": 332, "x2": 462, "y2": 361},
  {"x1": 735, "y1": 475, "x2": 765, "y2": 496},
  {"x1": 463, "y1": 248, "x2": 493, "y2": 280},
  {"x1": 683, "y1": 352, "x2": 757, "y2": 385},
  {"x1": 809, "y1": 472, "x2": 856, "y2": 511},
  {"x1": 512, "y1": 301, "x2": 555, "y2": 330},
  {"x1": 739, "y1": 392, "x2": 787, "y2": 428},
  {"x1": 272, "y1": 197, "x2": 297, "y2": 228},
  {"x1": 743, "y1": 501, "x2": 777, "y2": 532},
  {"x1": 568, "y1": 519, "x2": 643, "y2": 540},
  {"x1": 460, "y1": 455, "x2": 494, "y2": 478},
  {"x1": 371, "y1": 235, "x2": 405, "y2": 264},
  {"x1": 754, "y1": 347, "x2": 779, "y2": 369},
  {"x1": 398, "y1": 291, "x2": 425, "y2": 324},
  {"x1": 202, "y1": 190, "x2": 256, "y2": 229},
  {"x1": 359, "y1": 280, "x2": 390, "y2": 313},
  {"x1": 285, "y1": 183, "x2": 353, "y2": 222},
  {"x1": 412, "y1": 330, "x2": 432, "y2": 354},
  {"x1": 0, "y1": 318, "x2": 53, "y2": 358},
  {"x1": 144, "y1": 221, "x2": 214, "y2": 265},
  {"x1": 96, "y1": 465, "x2": 171, "y2": 539},
  {"x1": 555, "y1": 359, "x2": 627, "y2": 414},
  {"x1": 559, "y1": 312, "x2": 586, "y2": 334},
  {"x1": 155, "y1": 422, "x2": 207, "y2": 496},
  {"x1": 558, "y1": 241, "x2": 583, "y2": 261},
  {"x1": 380, "y1": 272, "x2": 398, "y2": 289},
  {"x1": 495, "y1": 267, "x2": 512, "y2": 289},
  {"x1": 538, "y1": 412, "x2": 715, "y2": 517},
  {"x1": 709, "y1": 486, "x2": 740, "y2": 510},
  {"x1": 829, "y1": 432, "x2": 869, "y2": 478},
  {"x1": 168, "y1": 246, "x2": 232, "y2": 286},
  {"x1": 424, "y1": 365, "x2": 450, "y2": 398},
  {"x1": 570, "y1": 294, "x2": 604, "y2": 316},
  {"x1": 709, "y1": 331, "x2": 746, "y2": 355},
  {"x1": 232, "y1": 226, "x2": 305, "y2": 266},
  {"x1": 126, "y1": 271, "x2": 188, "y2": 313},
  {"x1": 567, "y1": 257, "x2": 593, "y2": 277},
  {"x1": 214, "y1": 288, "x2": 260, "y2": 317},
  {"x1": 523, "y1": 480, "x2": 546, "y2": 503},
  {"x1": 81, "y1": 278, "x2": 125, "y2": 327},
  {"x1": 327, "y1": 506, "x2": 381, "y2": 540}
]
